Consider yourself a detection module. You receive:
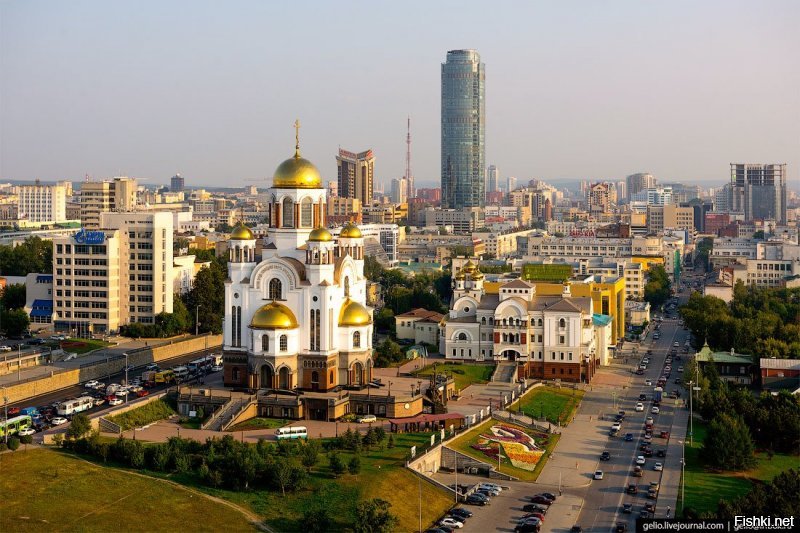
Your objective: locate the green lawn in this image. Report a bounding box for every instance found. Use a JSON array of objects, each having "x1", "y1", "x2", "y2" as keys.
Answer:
[
  {"x1": 58, "y1": 338, "x2": 113, "y2": 354},
  {"x1": 511, "y1": 385, "x2": 584, "y2": 426},
  {"x1": 0, "y1": 448, "x2": 256, "y2": 532},
  {"x1": 448, "y1": 418, "x2": 559, "y2": 482},
  {"x1": 679, "y1": 420, "x2": 800, "y2": 516},
  {"x1": 412, "y1": 362, "x2": 495, "y2": 391},
  {"x1": 226, "y1": 417, "x2": 289, "y2": 432},
  {"x1": 107, "y1": 399, "x2": 176, "y2": 431}
]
